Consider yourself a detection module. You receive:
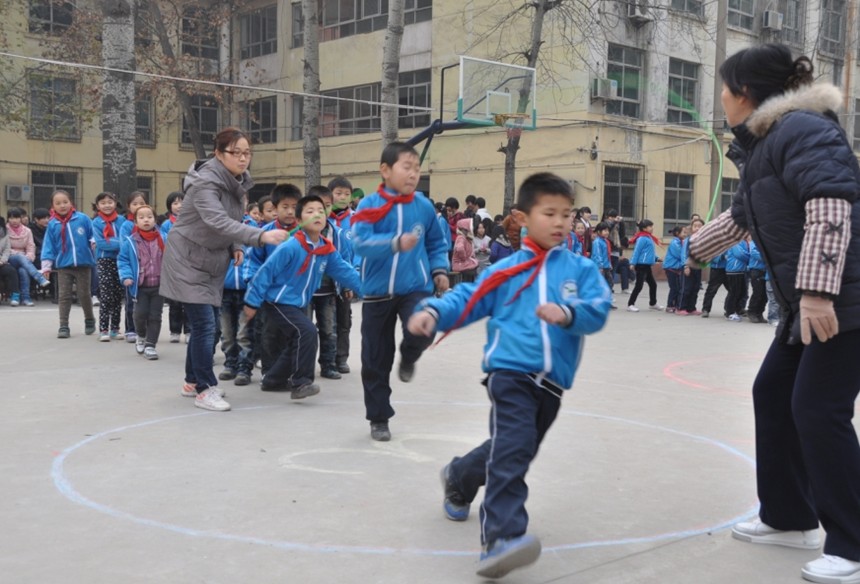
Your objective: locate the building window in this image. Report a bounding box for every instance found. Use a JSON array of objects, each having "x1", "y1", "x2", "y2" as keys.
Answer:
[
  {"x1": 667, "y1": 59, "x2": 699, "y2": 125},
  {"x1": 241, "y1": 96, "x2": 277, "y2": 144},
  {"x1": 728, "y1": 0, "x2": 755, "y2": 29},
  {"x1": 721, "y1": 177, "x2": 739, "y2": 212},
  {"x1": 136, "y1": 176, "x2": 153, "y2": 200},
  {"x1": 606, "y1": 44, "x2": 643, "y2": 119},
  {"x1": 248, "y1": 182, "x2": 276, "y2": 203},
  {"x1": 31, "y1": 169, "x2": 78, "y2": 210},
  {"x1": 136, "y1": 86, "x2": 155, "y2": 146},
  {"x1": 29, "y1": 0, "x2": 74, "y2": 34},
  {"x1": 292, "y1": 0, "x2": 433, "y2": 47},
  {"x1": 291, "y1": 3, "x2": 303, "y2": 48},
  {"x1": 664, "y1": 173, "x2": 694, "y2": 235},
  {"x1": 820, "y1": 0, "x2": 845, "y2": 57},
  {"x1": 182, "y1": 7, "x2": 219, "y2": 60},
  {"x1": 291, "y1": 96, "x2": 304, "y2": 141},
  {"x1": 240, "y1": 5, "x2": 277, "y2": 59},
  {"x1": 603, "y1": 166, "x2": 638, "y2": 220},
  {"x1": 321, "y1": 83, "x2": 381, "y2": 137},
  {"x1": 398, "y1": 69, "x2": 431, "y2": 129},
  {"x1": 28, "y1": 72, "x2": 79, "y2": 141},
  {"x1": 670, "y1": 0, "x2": 703, "y2": 17},
  {"x1": 181, "y1": 94, "x2": 220, "y2": 146},
  {"x1": 780, "y1": 0, "x2": 804, "y2": 46}
]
